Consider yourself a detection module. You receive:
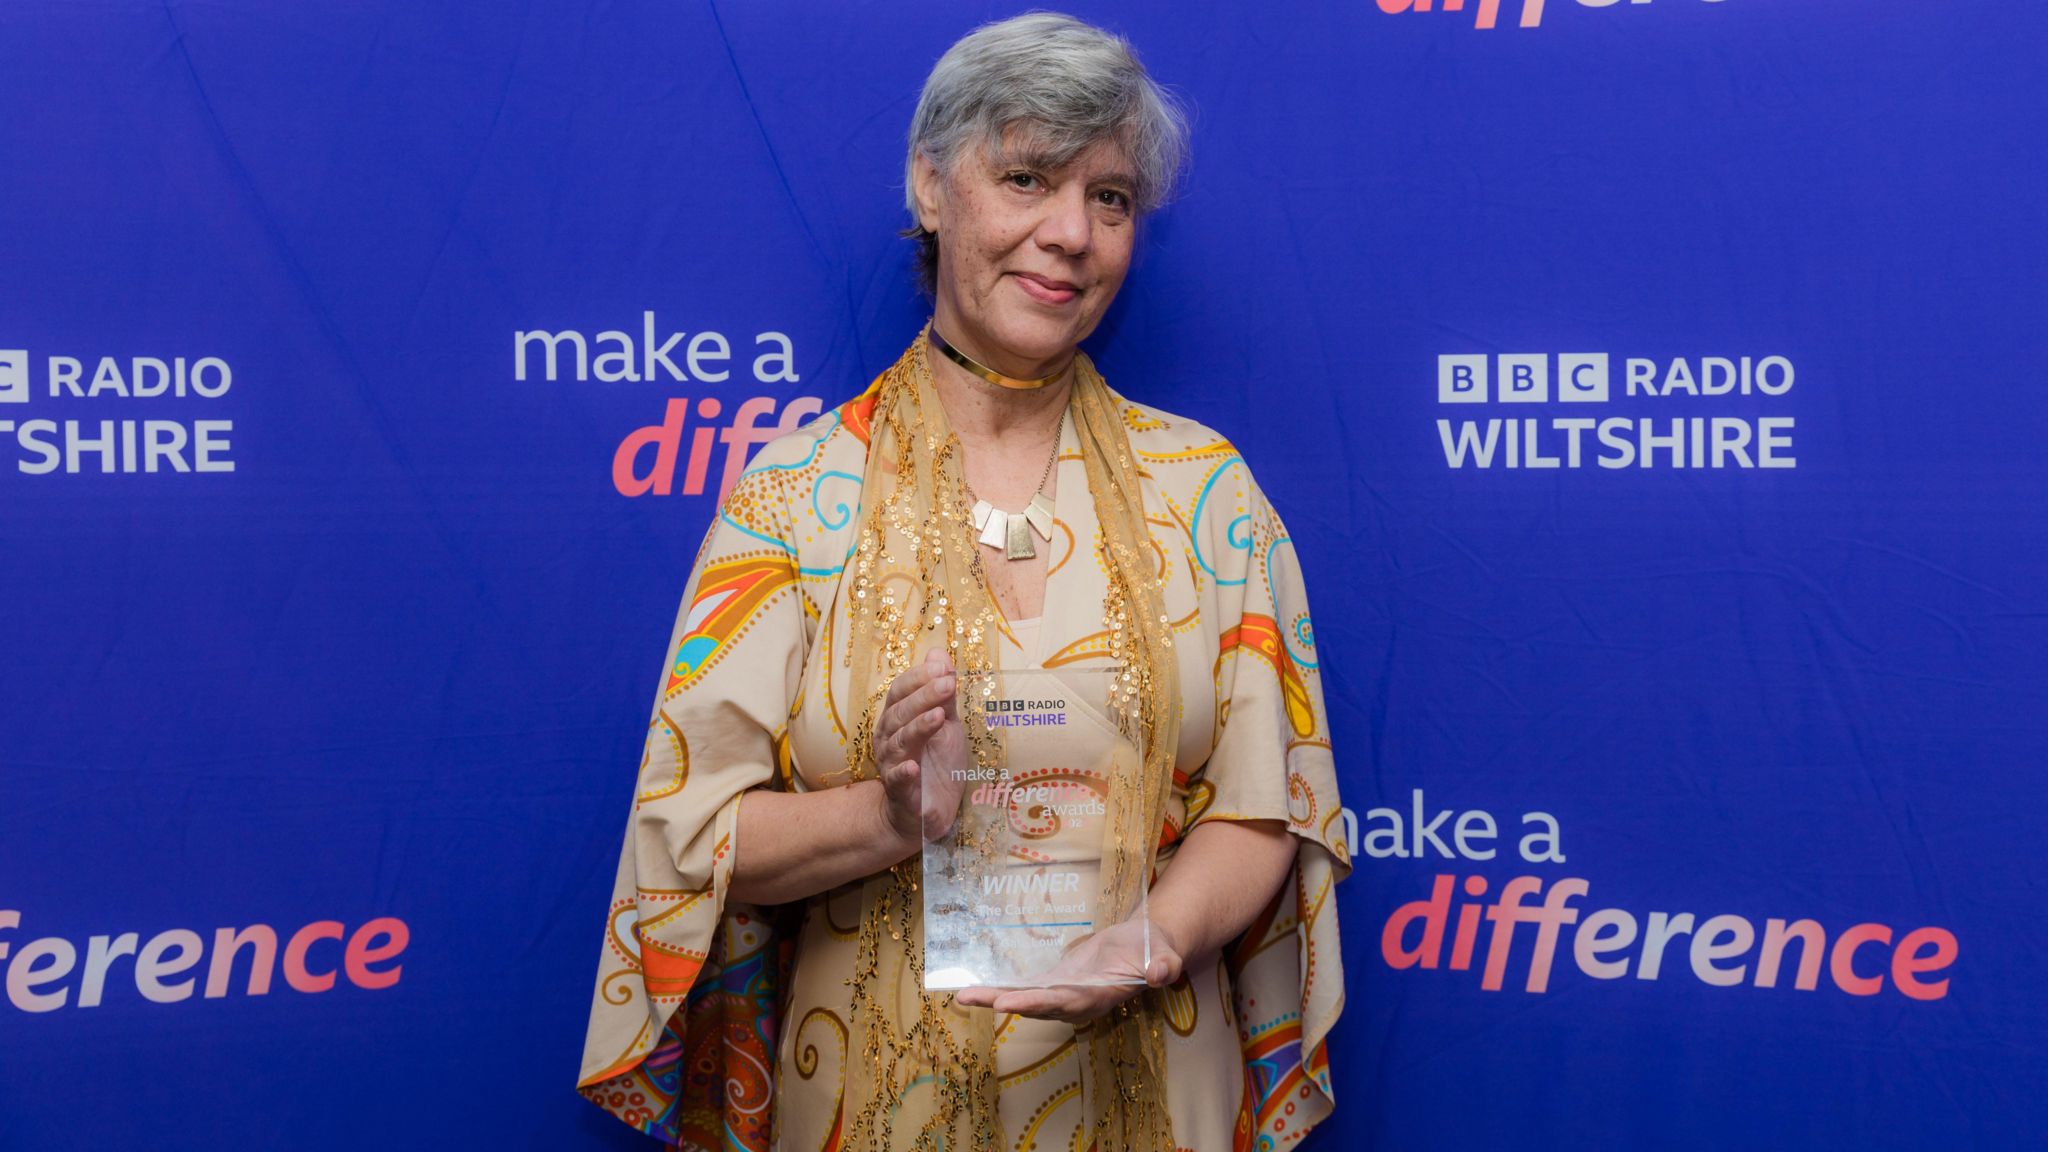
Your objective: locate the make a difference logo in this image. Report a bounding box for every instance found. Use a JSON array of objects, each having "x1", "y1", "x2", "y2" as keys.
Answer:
[
  {"x1": 1, "y1": 909, "x2": 410, "y2": 1013},
  {"x1": 1369, "y1": 791, "x2": 1958, "y2": 1003},
  {"x1": 514, "y1": 313, "x2": 823, "y2": 502},
  {"x1": 1377, "y1": 0, "x2": 1729, "y2": 31}
]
